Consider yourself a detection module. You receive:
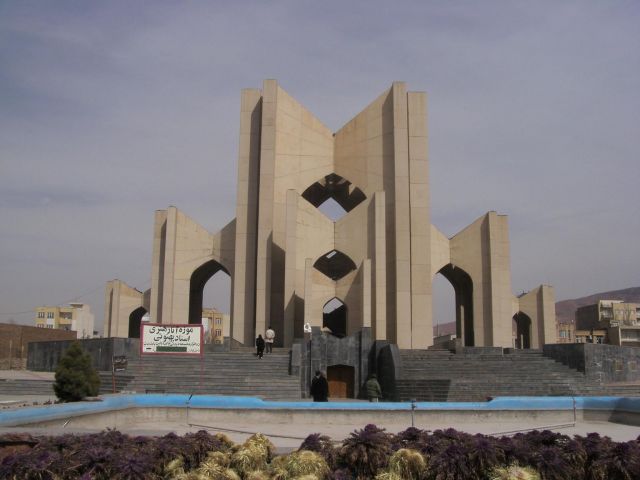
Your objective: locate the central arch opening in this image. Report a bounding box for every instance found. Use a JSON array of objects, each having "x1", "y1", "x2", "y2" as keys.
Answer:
[
  {"x1": 323, "y1": 298, "x2": 347, "y2": 338},
  {"x1": 302, "y1": 173, "x2": 366, "y2": 215},
  {"x1": 314, "y1": 250, "x2": 357, "y2": 281}
]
